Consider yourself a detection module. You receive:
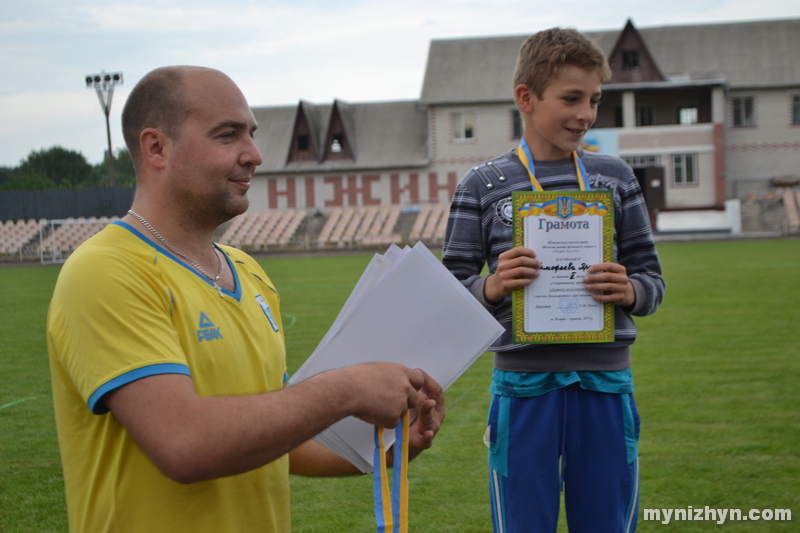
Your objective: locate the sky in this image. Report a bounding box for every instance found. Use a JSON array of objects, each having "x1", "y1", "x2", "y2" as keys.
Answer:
[{"x1": 1, "y1": 0, "x2": 799, "y2": 167}]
